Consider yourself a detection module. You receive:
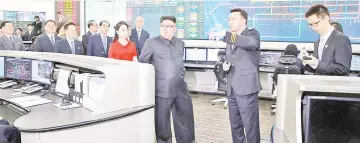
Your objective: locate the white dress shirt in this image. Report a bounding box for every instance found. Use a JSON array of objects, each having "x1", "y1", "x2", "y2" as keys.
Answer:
[{"x1": 318, "y1": 27, "x2": 334, "y2": 60}]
